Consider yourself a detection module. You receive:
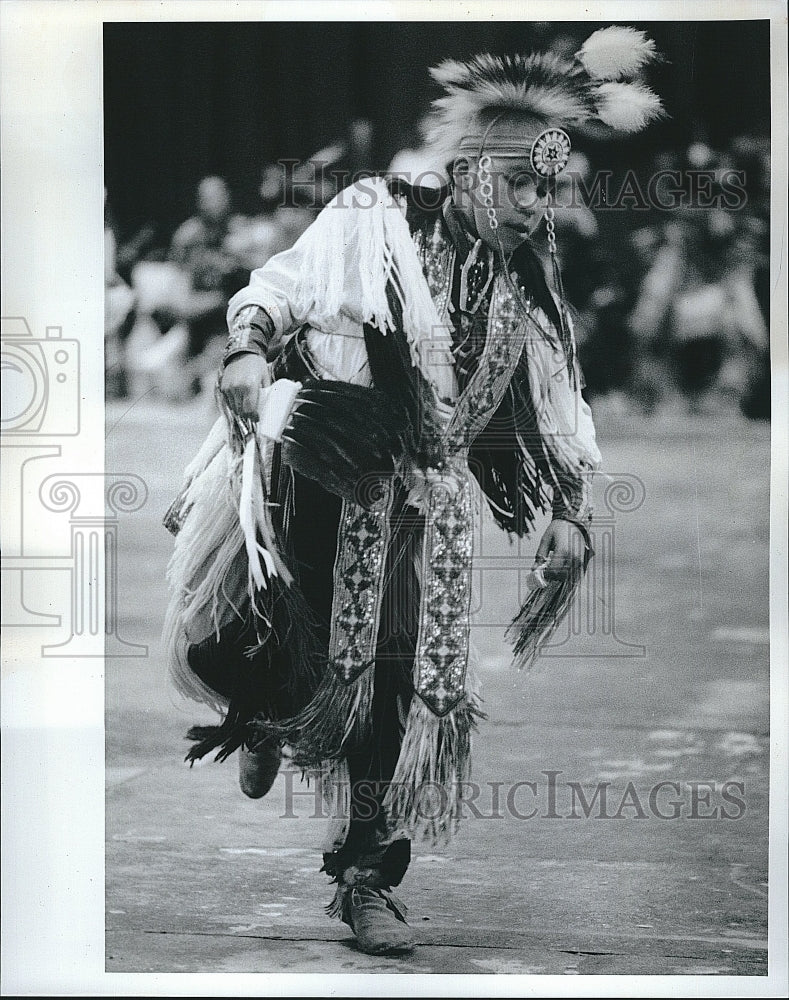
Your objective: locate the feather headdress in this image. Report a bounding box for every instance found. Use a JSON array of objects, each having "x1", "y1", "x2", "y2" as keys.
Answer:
[{"x1": 426, "y1": 26, "x2": 665, "y2": 162}]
